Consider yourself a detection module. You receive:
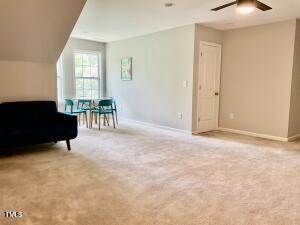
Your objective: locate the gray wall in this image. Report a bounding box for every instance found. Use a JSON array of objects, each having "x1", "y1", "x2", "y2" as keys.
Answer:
[
  {"x1": 61, "y1": 38, "x2": 106, "y2": 100},
  {"x1": 219, "y1": 20, "x2": 296, "y2": 138},
  {"x1": 106, "y1": 25, "x2": 195, "y2": 131},
  {"x1": 106, "y1": 20, "x2": 300, "y2": 138}
]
